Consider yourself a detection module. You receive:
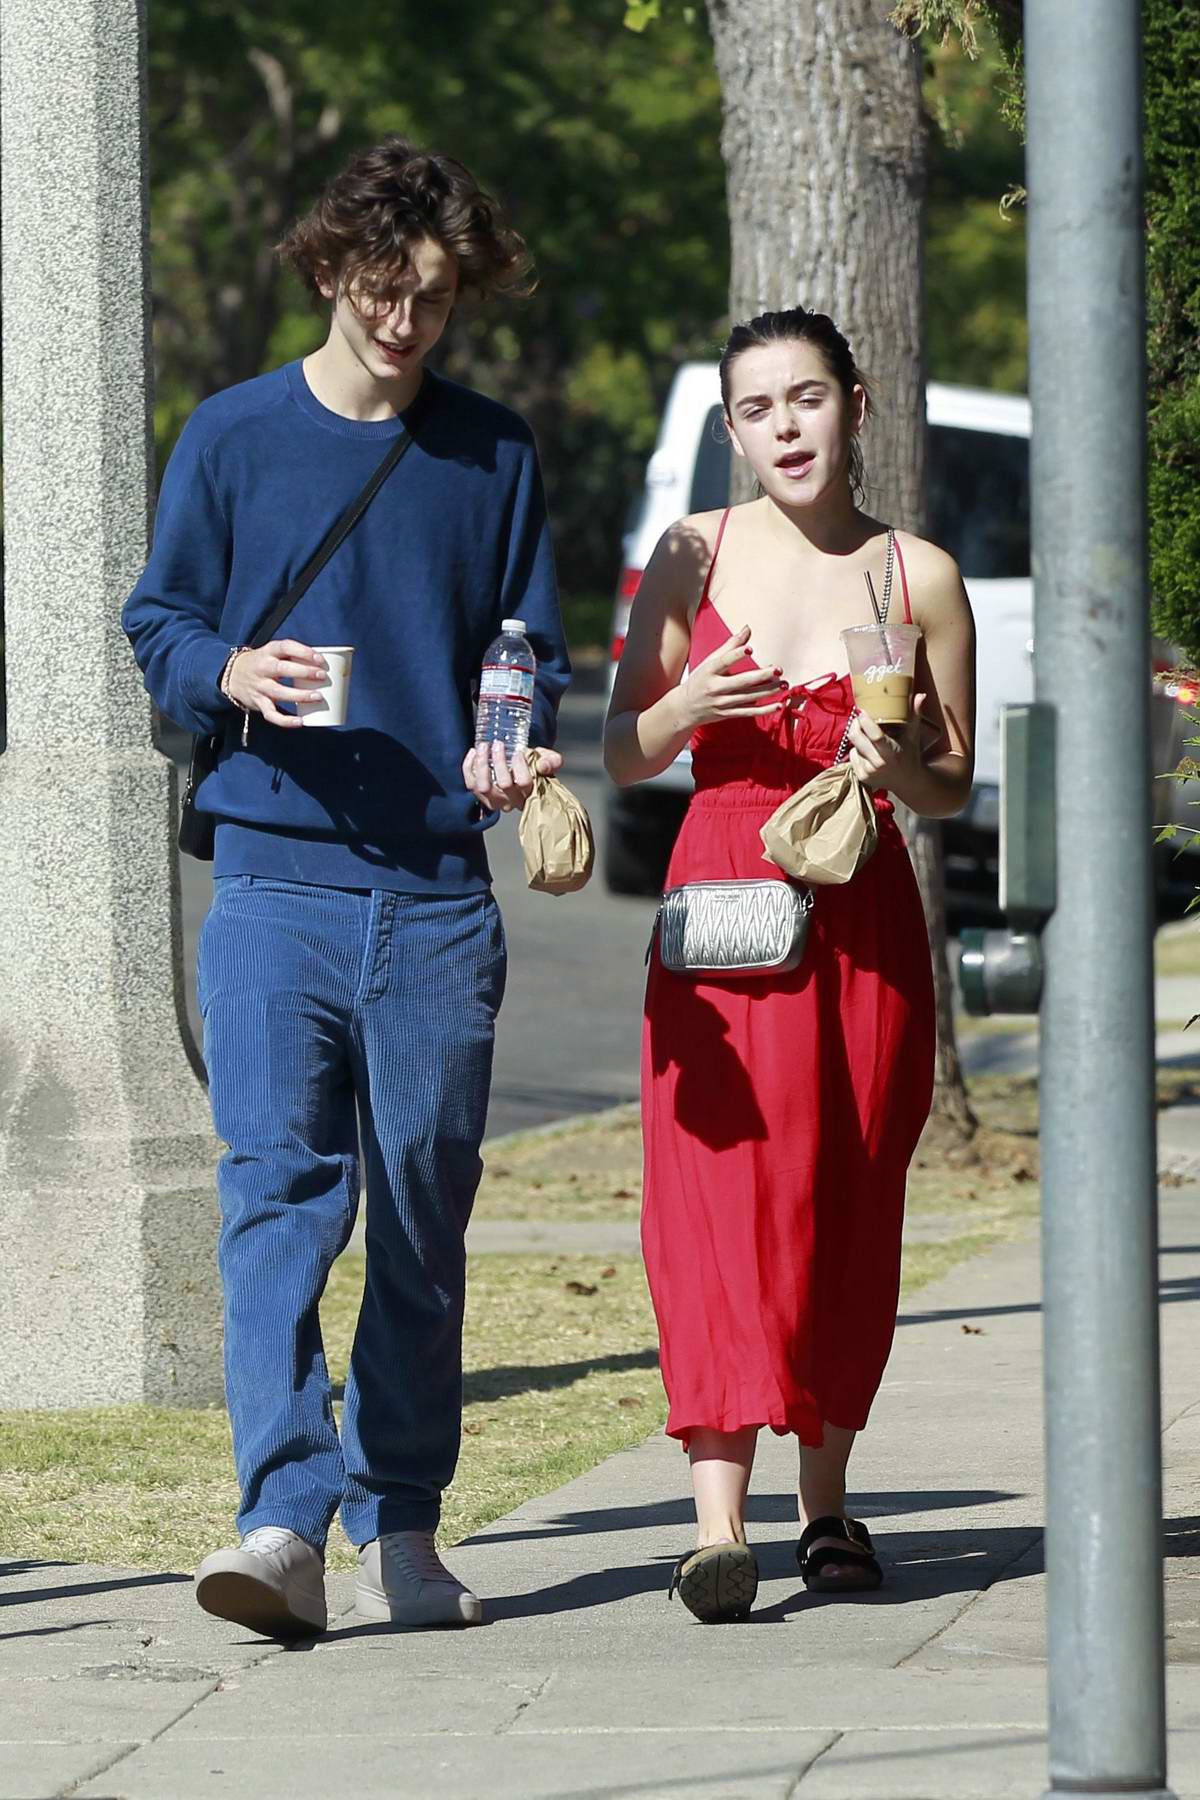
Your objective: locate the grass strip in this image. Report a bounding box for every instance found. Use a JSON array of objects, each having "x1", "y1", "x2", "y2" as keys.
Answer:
[
  {"x1": 3, "y1": 1068, "x2": 1196, "y2": 1574},
  {"x1": 473, "y1": 1072, "x2": 1047, "y2": 1229},
  {"x1": 1156, "y1": 920, "x2": 1200, "y2": 979},
  {"x1": 0, "y1": 1237, "x2": 1000, "y2": 1576},
  {"x1": 0, "y1": 1255, "x2": 661, "y2": 1575}
]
